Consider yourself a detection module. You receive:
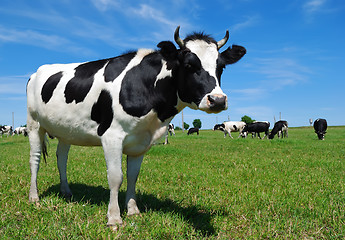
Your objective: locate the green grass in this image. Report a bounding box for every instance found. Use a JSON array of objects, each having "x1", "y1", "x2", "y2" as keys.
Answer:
[{"x1": 1, "y1": 126, "x2": 344, "y2": 239}]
